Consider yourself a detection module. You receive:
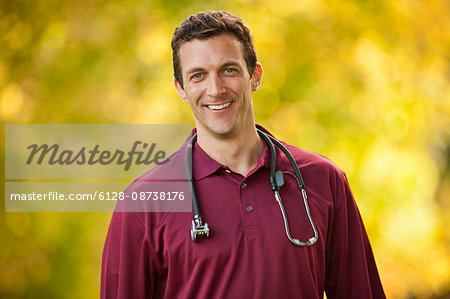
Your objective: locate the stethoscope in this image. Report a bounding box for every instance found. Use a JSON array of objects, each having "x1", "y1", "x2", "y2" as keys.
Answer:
[{"x1": 185, "y1": 128, "x2": 319, "y2": 247}]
